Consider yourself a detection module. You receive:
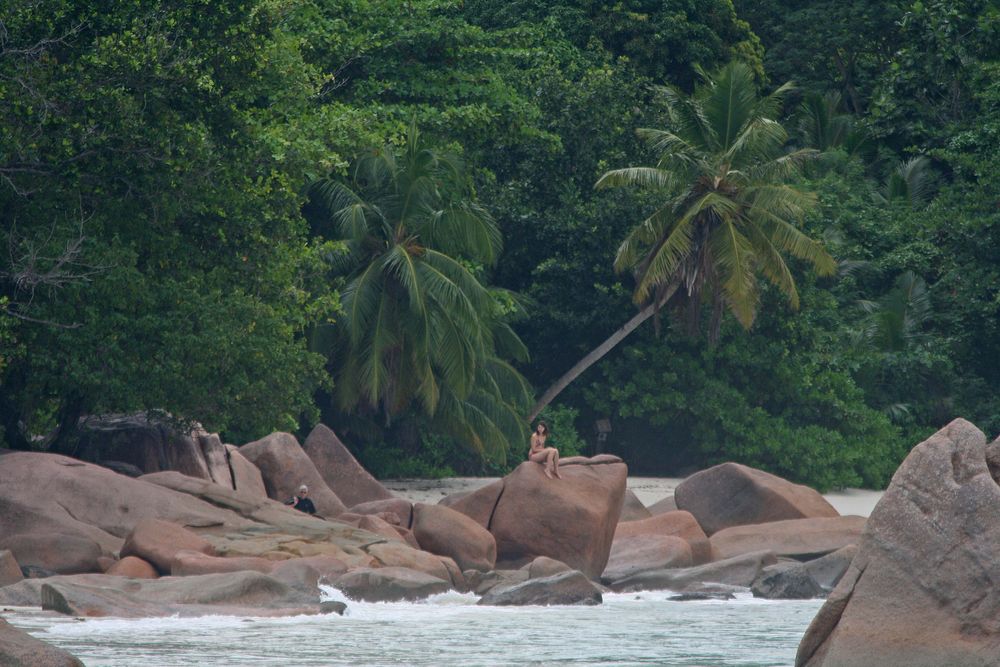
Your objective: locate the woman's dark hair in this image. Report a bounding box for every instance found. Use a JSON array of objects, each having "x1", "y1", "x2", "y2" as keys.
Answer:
[{"x1": 536, "y1": 421, "x2": 548, "y2": 435}]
